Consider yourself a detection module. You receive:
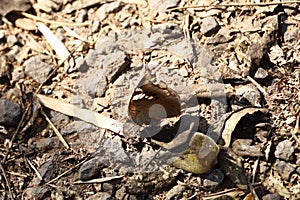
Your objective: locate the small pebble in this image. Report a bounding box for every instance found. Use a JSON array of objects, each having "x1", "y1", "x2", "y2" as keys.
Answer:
[
  {"x1": 0, "y1": 99, "x2": 21, "y2": 126},
  {"x1": 262, "y1": 193, "x2": 282, "y2": 200},
  {"x1": 166, "y1": 185, "x2": 185, "y2": 200},
  {"x1": 79, "y1": 156, "x2": 109, "y2": 181},
  {"x1": 275, "y1": 140, "x2": 295, "y2": 161},
  {"x1": 284, "y1": 28, "x2": 299, "y2": 42},
  {"x1": 274, "y1": 160, "x2": 295, "y2": 180},
  {"x1": 24, "y1": 187, "x2": 51, "y2": 200},
  {"x1": 24, "y1": 56, "x2": 52, "y2": 83},
  {"x1": 203, "y1": 169, "x2": 224, "y2": 188},
  {"x1": 200, "y1": 16, "x2": 220, "y2": 36},
  {"x1": 7, "y1": 35, "x2": 18, "y2": 46},
  {"x1": 0, "y1": 31, "x2": 4, "y2": 39},
  {"x1": 254, "y1": 68, "x2": 269, "y2": 79}
]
